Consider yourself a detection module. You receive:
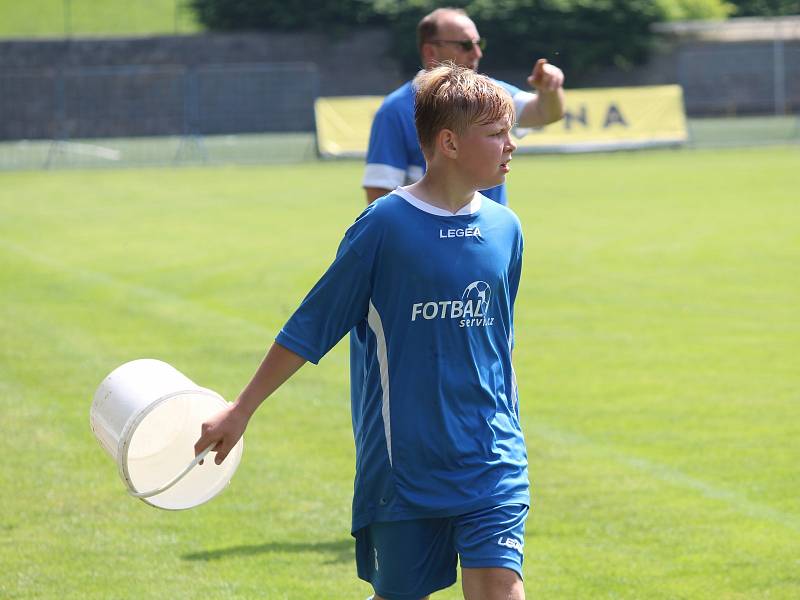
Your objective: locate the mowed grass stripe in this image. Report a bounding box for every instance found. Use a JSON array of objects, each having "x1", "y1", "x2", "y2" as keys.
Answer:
[
  {"x1": 0, "y1": 237, "x2": 274, "y2": 341},
  {"x1": 531, "y1": 423, "x2": 800, "y2": 532}
]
